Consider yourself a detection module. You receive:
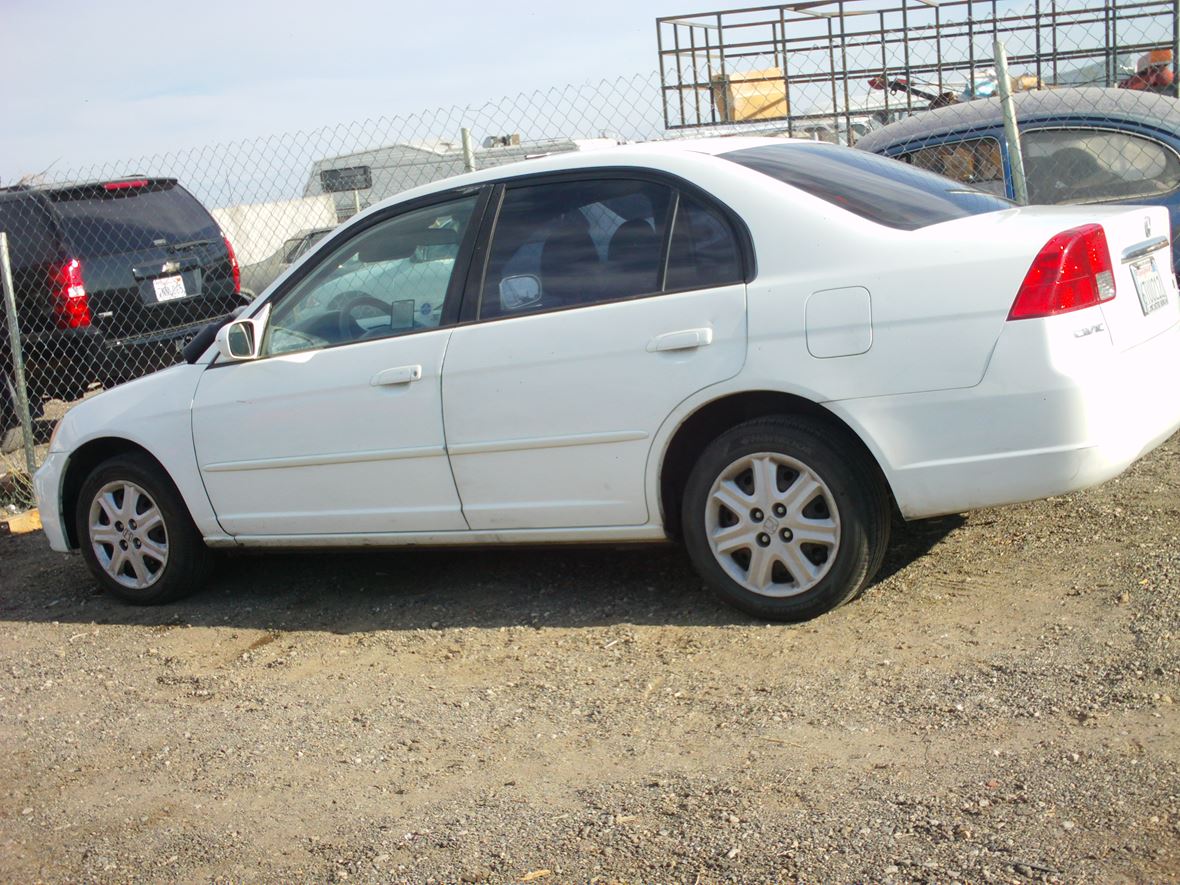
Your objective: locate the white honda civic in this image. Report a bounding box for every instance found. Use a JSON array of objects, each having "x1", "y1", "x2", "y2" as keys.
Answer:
[{"x1": 33, "y1": 137, "x2": 1180, "y2": 621}]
